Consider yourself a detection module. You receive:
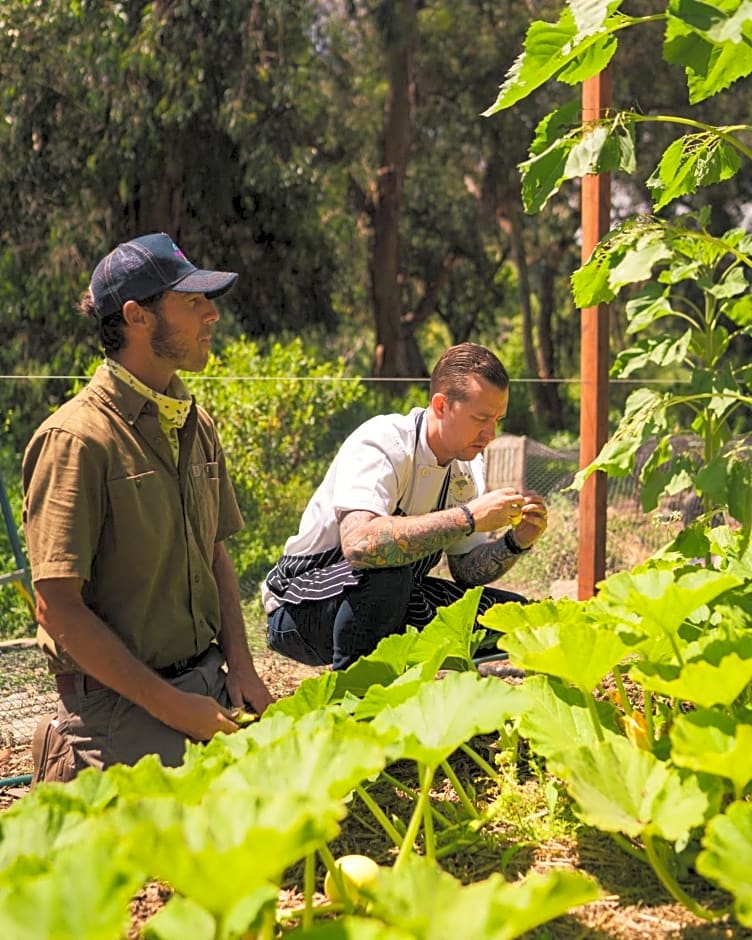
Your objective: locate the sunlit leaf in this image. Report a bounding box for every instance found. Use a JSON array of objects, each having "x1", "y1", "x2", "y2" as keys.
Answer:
[
  {"x1": 697, "y1": 801, "x2": 752, "y2": 926},
  {"x1": 548, "y1": 737, "x2": 723, "y2": 840},
  {"x1": 491, "y1": 620, "x2": 632, "y2": 692},
  {"x1": 664, "y1": 2, "x2": 752, "y2": 102},
  {"x1": 364, "y1": 855, "x2": 601, "y2": 940},
  {"x1": 647, "y1": 134, "x2": 742, "y2": 210},
  {"x1": 518, "y1": 675, "x2": 622, "y2": 761},
  {"x1": 0, "y1": 829, "x2": 144, "y2": 940},
  {"x1": 483, "y1": 8, "x2": 616, "y2": 114},
  {"x1": 671, "y1": 709, "x2": 752, "y2": 796},
  {"x1": 371, "y1": 671, "x2": 524, "y2": 766},
  {"x1": 596, "y1": 566, "x2": 741, "y2": 639},
  {"x1": 631, "y1": 652, "x2": 752, "y2": 708}
]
